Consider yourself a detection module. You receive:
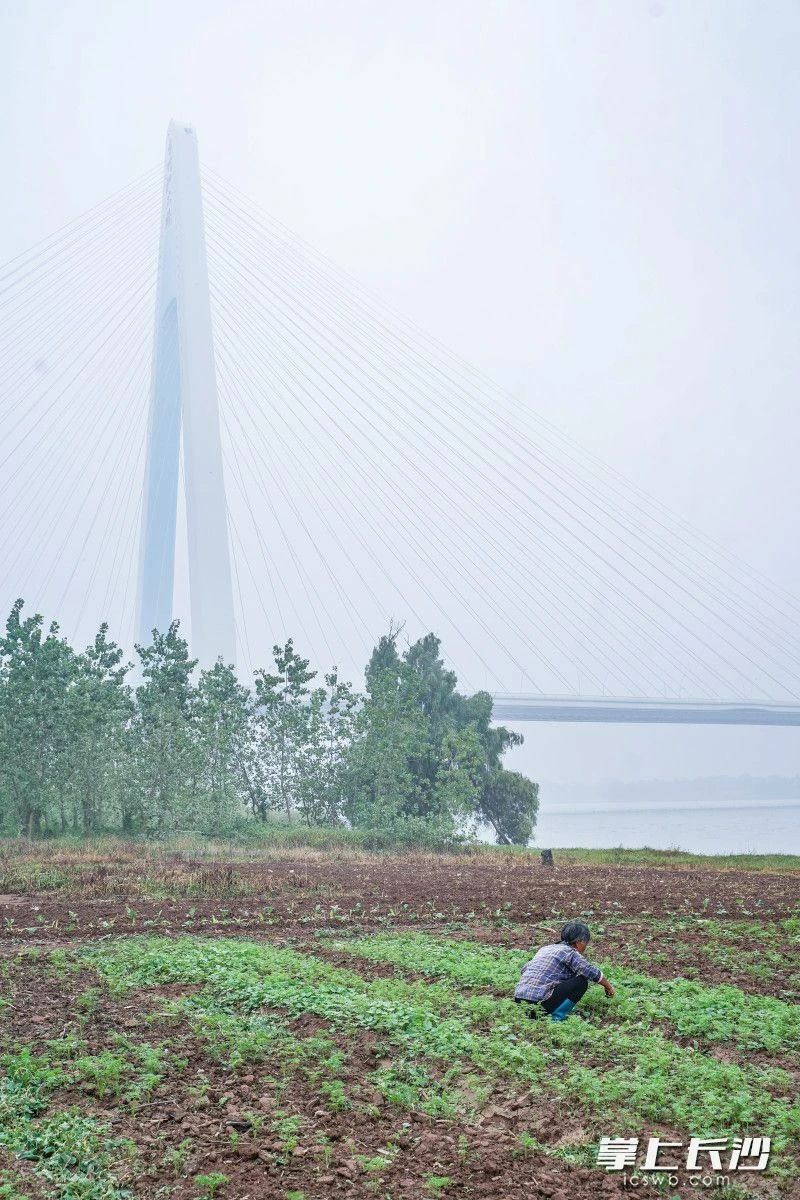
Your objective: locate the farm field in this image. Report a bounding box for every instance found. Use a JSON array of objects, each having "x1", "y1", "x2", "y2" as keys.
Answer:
[{"x1": 0, "y1": 841, "x2": 798, "y2": 1199}]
